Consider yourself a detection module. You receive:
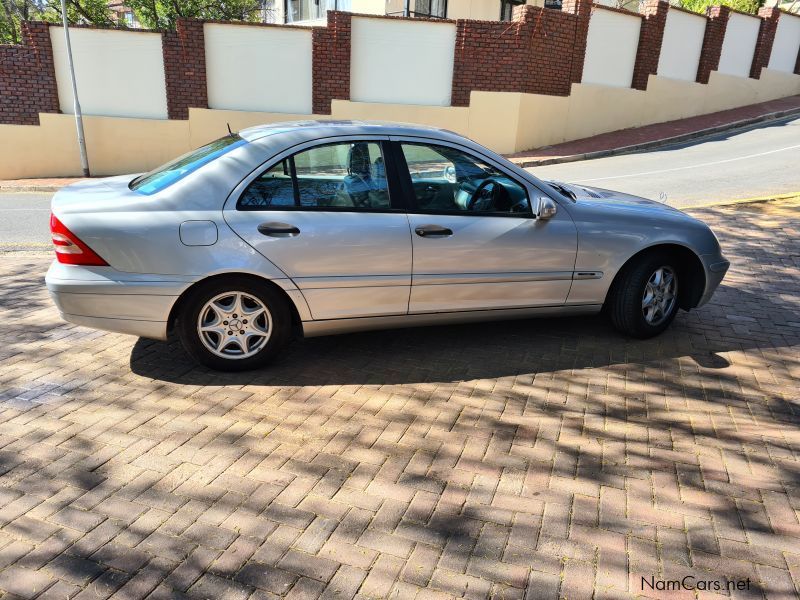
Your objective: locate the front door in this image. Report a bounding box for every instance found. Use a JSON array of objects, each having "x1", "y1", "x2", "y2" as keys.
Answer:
[
  {"x1": 224, "y1": 139, "x2": 412, "y2": 320},
  {"x1": 394, "y1": 140, "x2": 578, "y2": 314}
]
